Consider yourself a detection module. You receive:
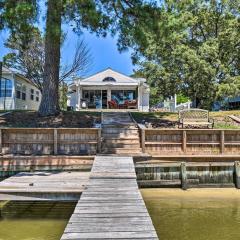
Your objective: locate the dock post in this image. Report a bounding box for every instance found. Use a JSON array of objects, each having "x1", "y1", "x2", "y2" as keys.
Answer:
[
  {"x1": 234, "y1": 161, "x2": 240, "y2": 189},
  {"x1": 180, "y1": 162, "x2": 188, "y2": 190},
  {"x1": 97, "y1": 128, "x2": 101, "y2": 154},
  {"x1": 141, "y1": 129, "x2": 146, "y2": 153},
  {"x1": 53, "y1": 129, "x2": 58, "y2": 155}
]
